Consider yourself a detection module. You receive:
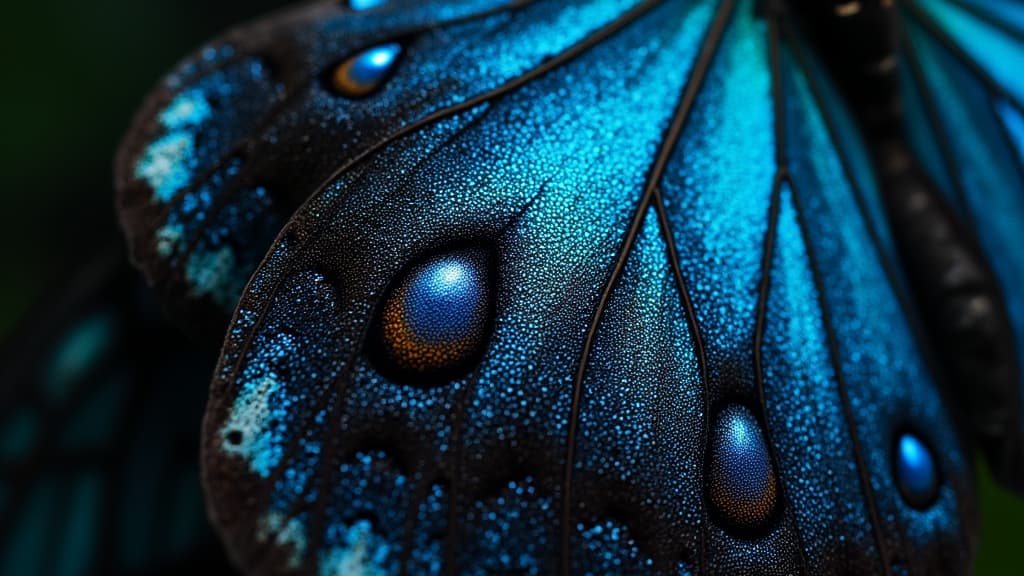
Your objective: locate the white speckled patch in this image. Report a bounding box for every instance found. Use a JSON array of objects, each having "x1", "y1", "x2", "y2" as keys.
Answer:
[
  {"x1": 258, "y1": 511, "x2": 309, "y2": 569},
  {"x1": 220, "y1": 374, "x2": 281, "y2": 477}
]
